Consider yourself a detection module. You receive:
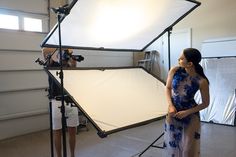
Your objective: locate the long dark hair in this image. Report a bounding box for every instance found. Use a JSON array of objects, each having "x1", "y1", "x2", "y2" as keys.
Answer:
[{"x1": 183, "y1": 48, "x2": 209, "y2": 84}]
